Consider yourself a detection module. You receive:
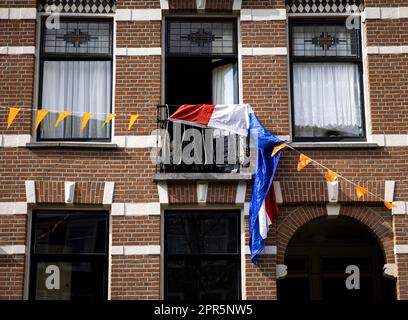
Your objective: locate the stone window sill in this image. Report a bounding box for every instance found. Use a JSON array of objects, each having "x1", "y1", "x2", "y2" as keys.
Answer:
[
  {"x1": 26, "y1": 142, "x2": 118, "y2": 149},
  {"x1": 290, "y1": 142, "x2": 380, "y2": 149}
]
